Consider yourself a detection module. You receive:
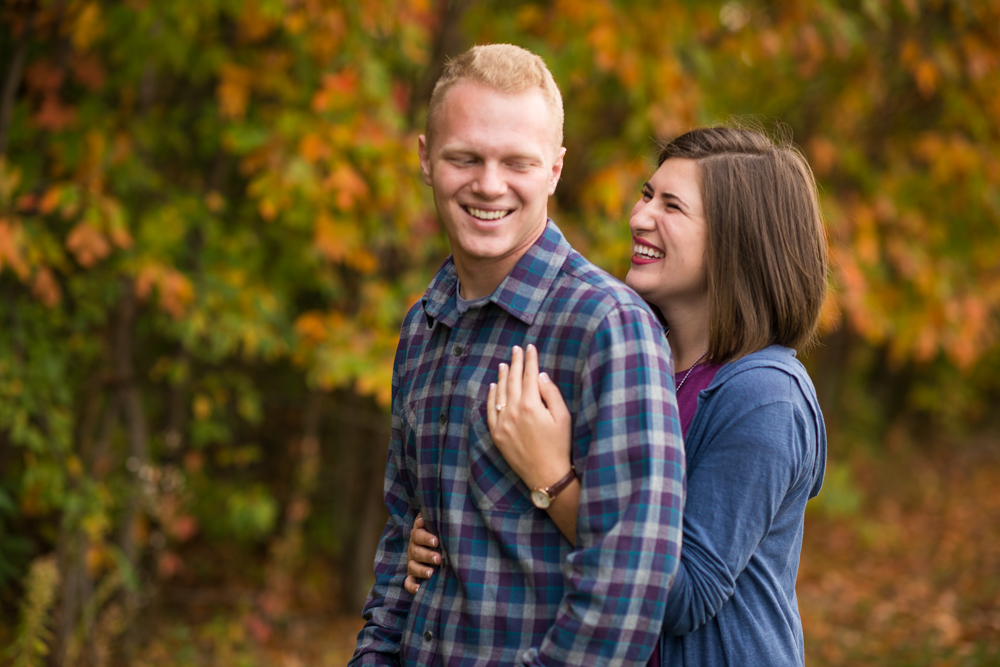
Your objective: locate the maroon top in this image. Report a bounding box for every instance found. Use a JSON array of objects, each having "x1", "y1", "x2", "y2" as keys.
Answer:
[
  {"x1": 675, "y1": 361, "x2": 723, "y2": 437},
  {"x1": 647, "y1": 359, "x2": 723, "y2": 667}
]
